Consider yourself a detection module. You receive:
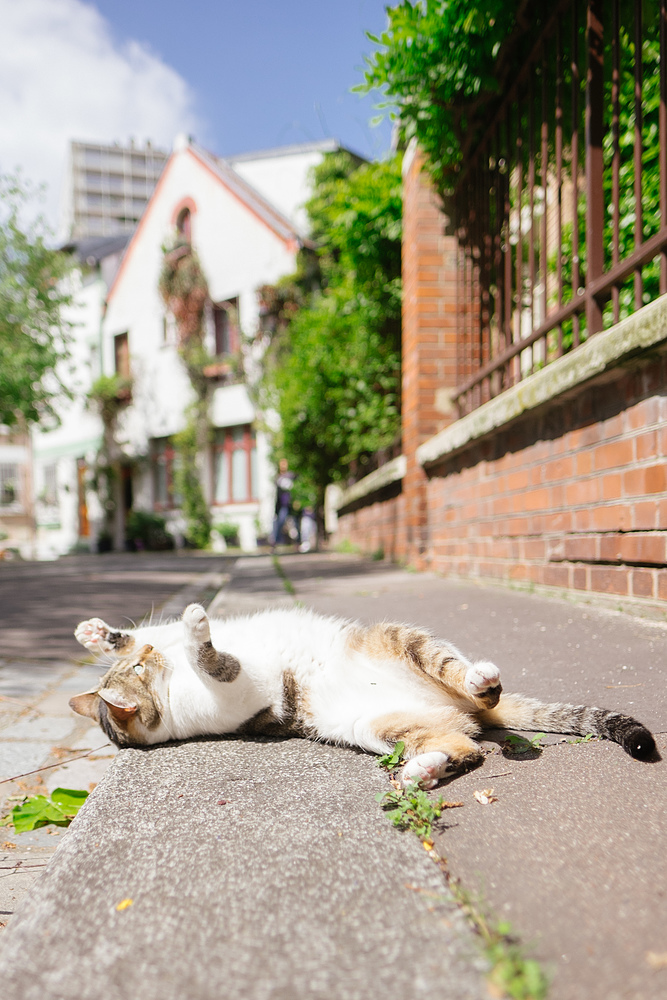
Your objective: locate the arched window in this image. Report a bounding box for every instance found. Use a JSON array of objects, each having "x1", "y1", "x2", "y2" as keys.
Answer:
[{"x1": 176, "y1": 207, "x2": 191, "y2": 242}]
